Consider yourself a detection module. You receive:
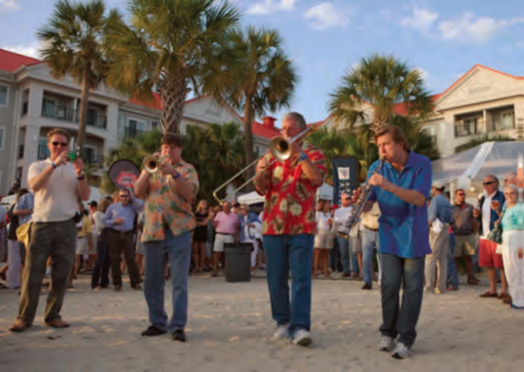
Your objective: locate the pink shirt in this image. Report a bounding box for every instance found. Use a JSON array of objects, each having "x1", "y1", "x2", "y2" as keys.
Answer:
[{"x1": 214, "y1": 212, "x2": 239, "y2": 234}]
